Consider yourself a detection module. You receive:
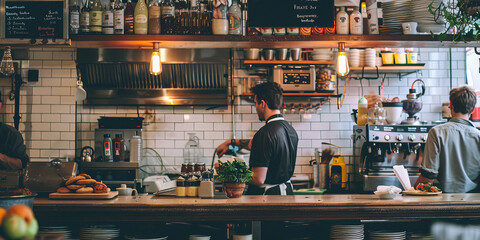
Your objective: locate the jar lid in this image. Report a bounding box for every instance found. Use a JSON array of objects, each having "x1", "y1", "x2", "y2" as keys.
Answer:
[
  {"x1": 188, "y1": 162, "x2": 195, "y2": 166},
  {"x1": 358, "y1": 97, "x2": 368, "y2": 104}
]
